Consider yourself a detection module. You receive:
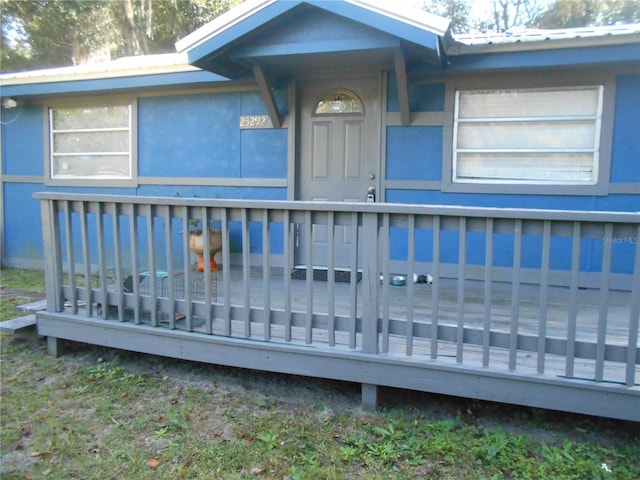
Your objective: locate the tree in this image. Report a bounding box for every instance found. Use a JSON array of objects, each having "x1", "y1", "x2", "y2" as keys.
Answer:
[
  {"x1": 1, "y1": 0, "x2": 241, "y2": 73},
  {"x1": 489, "y1": 0, "x2": 549, "y2": 32},
  {"x1": 420, "y1": 0, "x2": 473, "y2": 33},
  {"x1": 536, "y1": 0, "x2": 640, "y2": 28}
]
